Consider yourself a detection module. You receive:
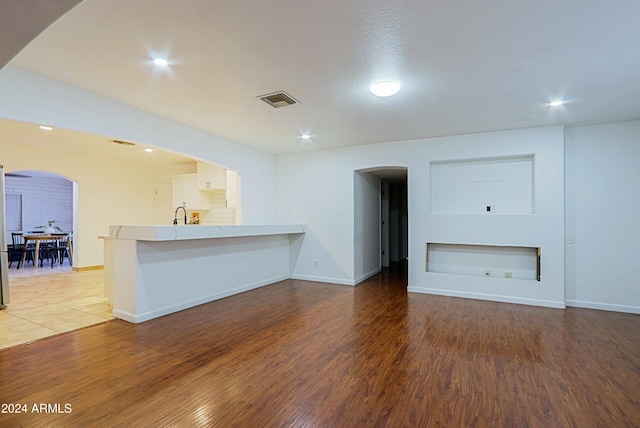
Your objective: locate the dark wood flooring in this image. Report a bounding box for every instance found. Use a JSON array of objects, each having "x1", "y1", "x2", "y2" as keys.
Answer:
[{"x1": 1, "y1": 264, "x2": 639, "y2": 427}]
